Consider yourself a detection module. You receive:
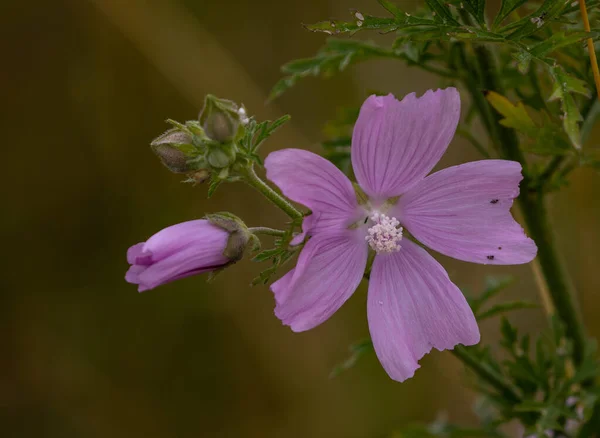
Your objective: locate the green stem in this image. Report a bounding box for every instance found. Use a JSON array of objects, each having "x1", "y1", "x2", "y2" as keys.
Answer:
[
  {"x1": 248, "y1": 227, "x2": 286, "y2": 237},
  {"x1": 463, "y1": 42, "x2": 587, "y2": 365},
  {"x1": 243, "y1": 165, "x2": 303, "y2": 221},
  {"x1": 452, "y1": 346, "x2": 520, "y2": 403}
]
